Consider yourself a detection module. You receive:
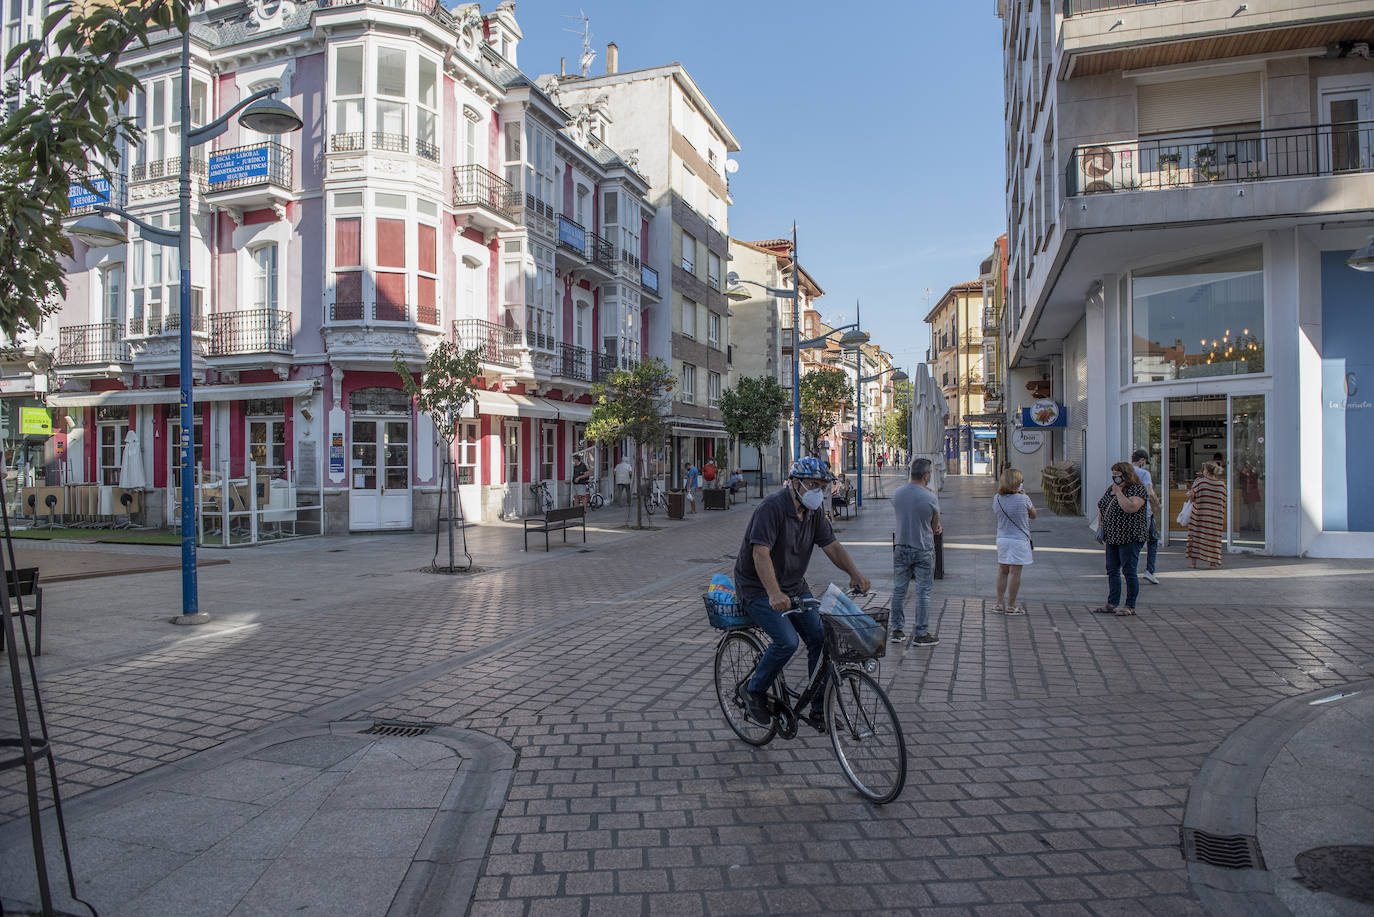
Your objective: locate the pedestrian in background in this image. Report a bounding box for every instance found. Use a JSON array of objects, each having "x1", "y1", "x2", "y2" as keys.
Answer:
[
  {"x1": 992, "y1": 468, "x2": 1035, "y2": 615},
  {"x1": 684, "y1": 461, "x2": 700, "y2": 514},
  {"x1": 1186, "y1": 461, "x2": 1227, "y2": 569},
  {"x1": 889, "y1": 458, "x2": 943, "y2": 647},
  {"x1": 613, "y1": 456, "x2": 632, "y2": 506},
  {"x1": 1132, "y1": 448, "x2": 1161, "y2": 584},
  {"x1": 1093, "y1": 461, "x2": 1149, "y2": 617}
]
